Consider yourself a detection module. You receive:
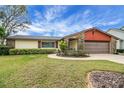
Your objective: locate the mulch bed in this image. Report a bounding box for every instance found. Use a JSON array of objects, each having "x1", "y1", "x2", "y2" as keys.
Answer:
[{"x1": 88, "y1": 71, "x2": 124, "y2": 88}]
